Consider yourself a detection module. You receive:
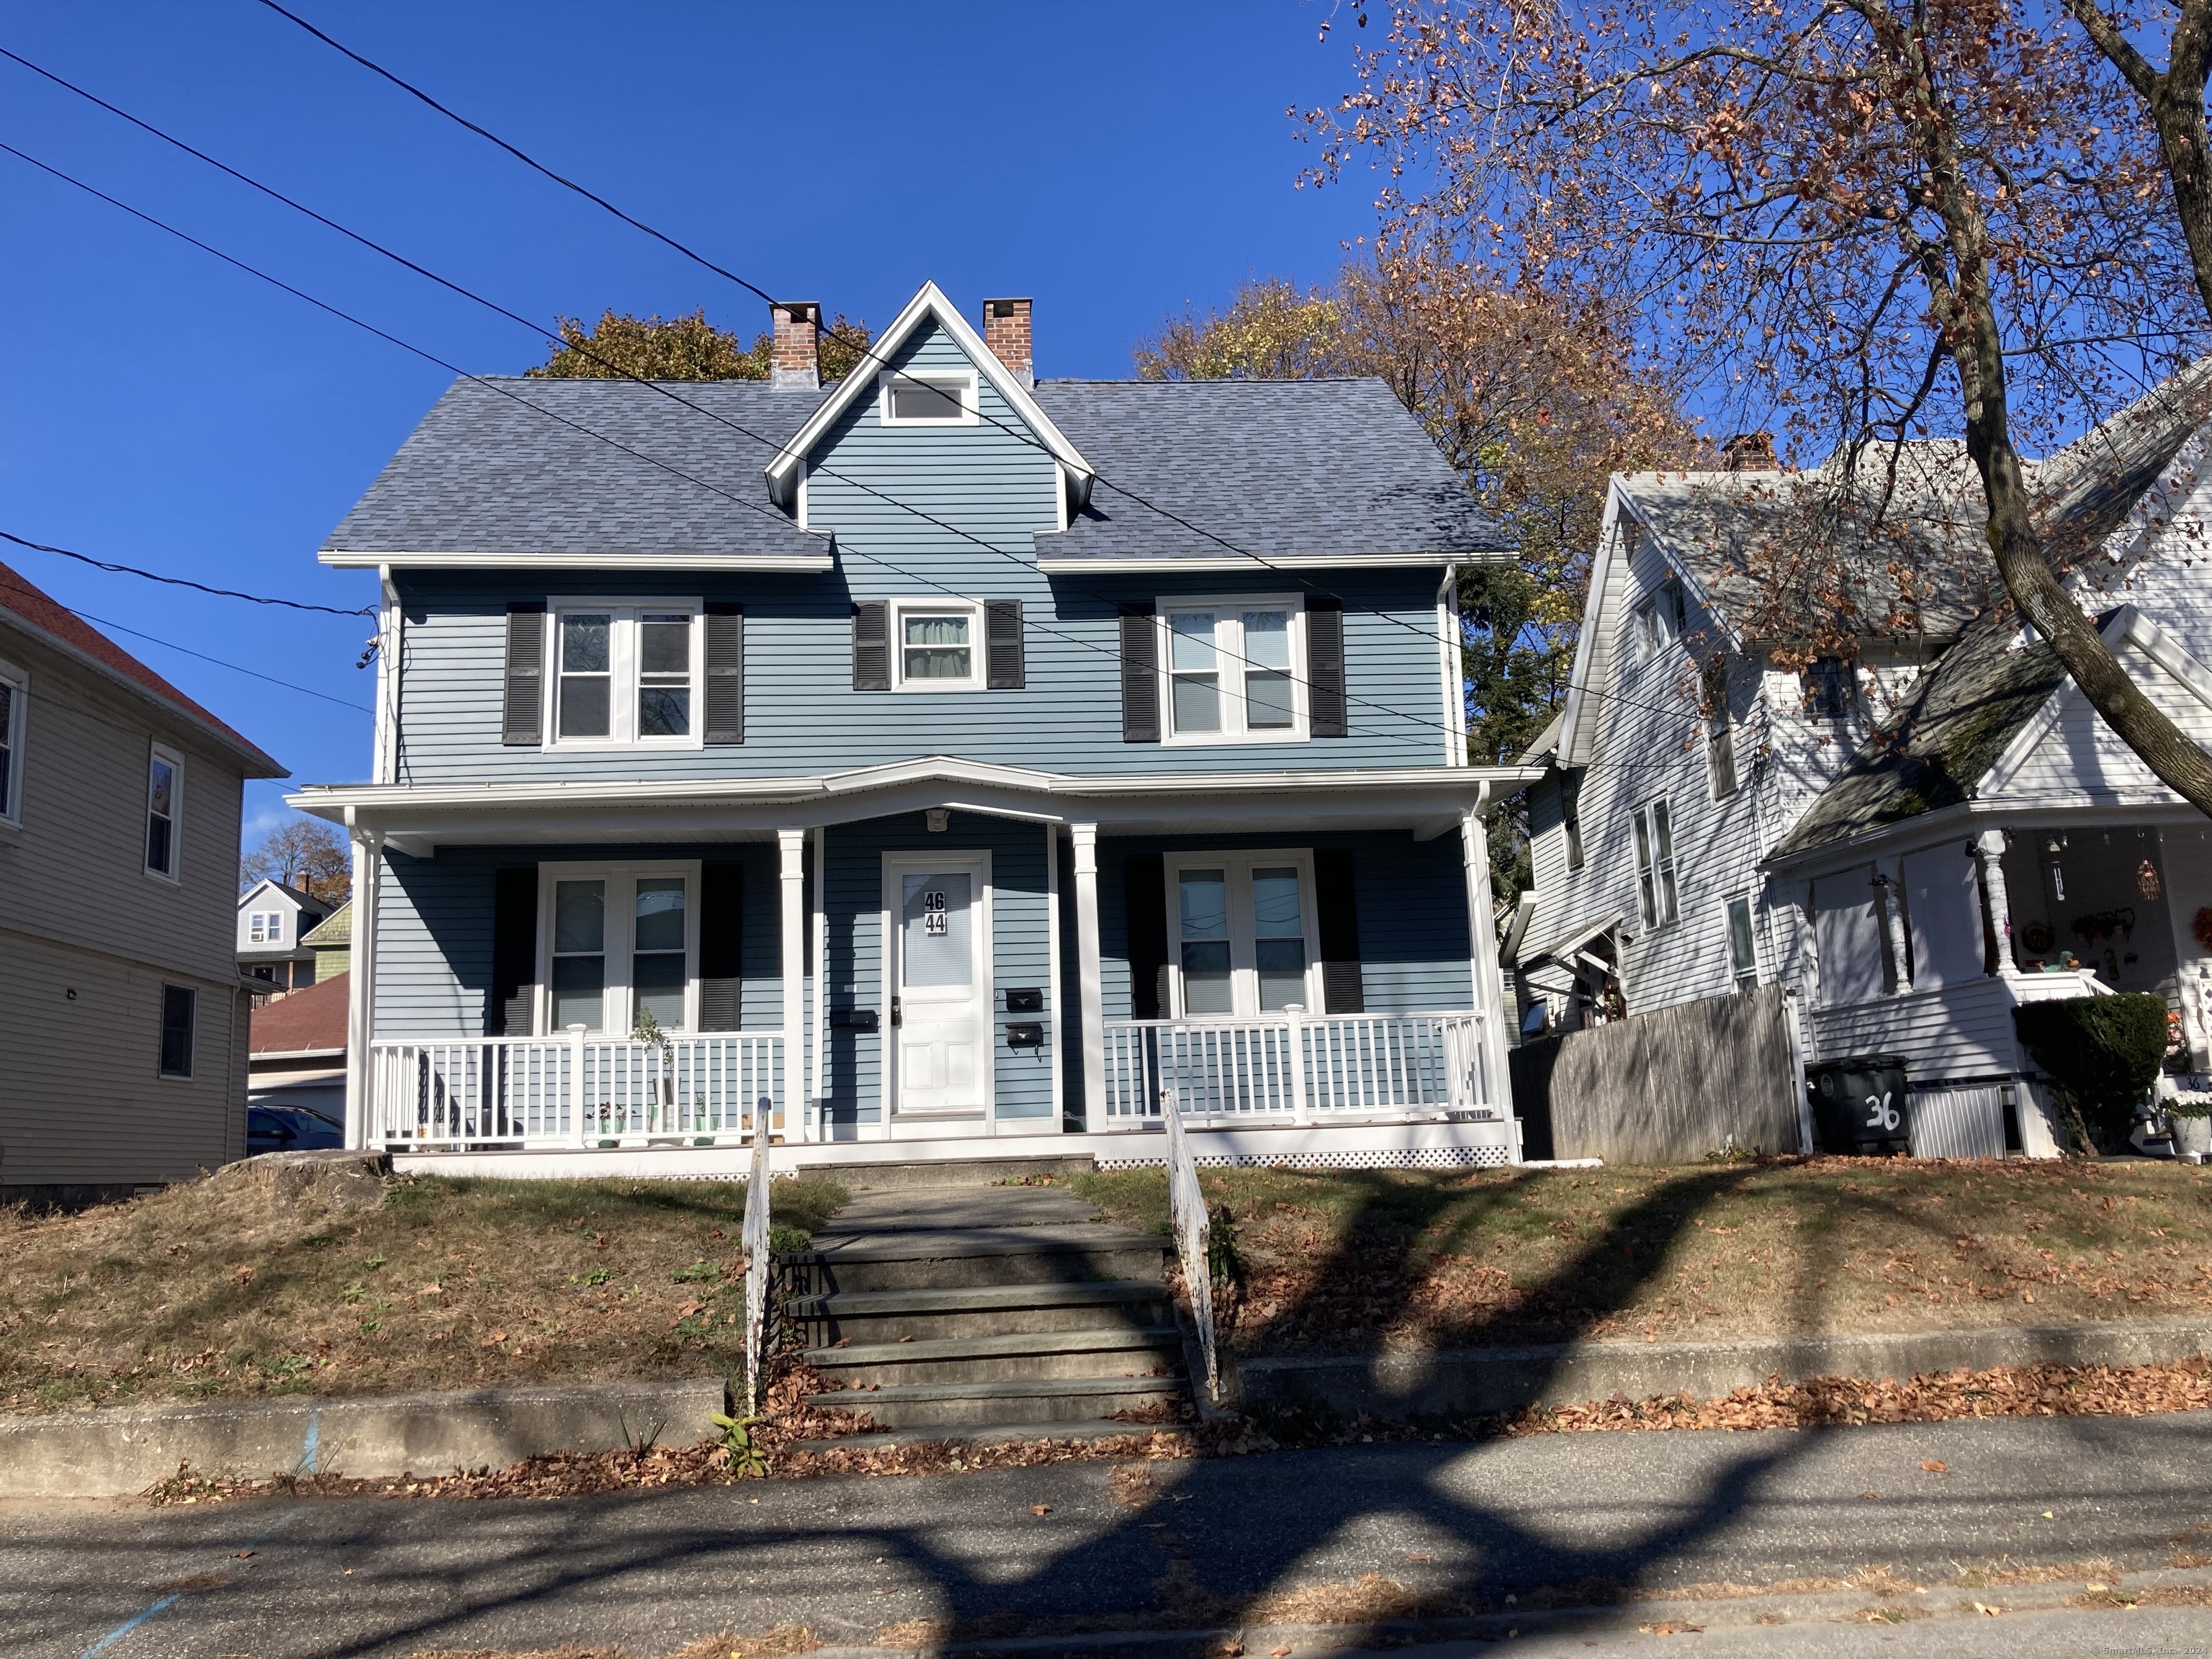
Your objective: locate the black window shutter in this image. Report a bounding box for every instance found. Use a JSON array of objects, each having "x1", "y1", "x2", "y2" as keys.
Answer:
[
  {"x1": 853, "y1": 601, "x2": 890, "y2": 691},
  {"x1": 1306, "y1": 598, "x2": 1348, "y2": 737},
  {"x1": 1124, "y1": 854, "x2": 1169, "y2": 1020},
  {"x1": 1314, "y1": 848, "x2": 1364, "y2": 1014},
  {"x1": 1118, "y1": 603, "x2": 1159, "y2": 742},
  {"x1": 501, "y1": 603, "x2": 545, "y2": 746},
  {"x1": 985, "y1": 599, "x2": 1025, "y2": 689},
  {"x1": 490, "y1": 866, "x2": 539, "y2": 1035},
  {"x1": 698, "y1": 863, "x2": 744, "y2": 1031},
  {"x1": 704, "y1": 603, "x2": 744, "y2": 744}
]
